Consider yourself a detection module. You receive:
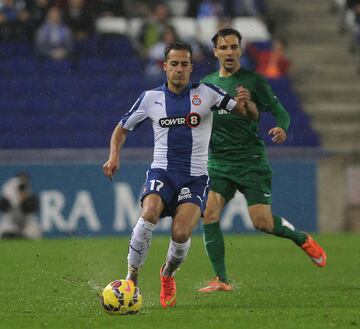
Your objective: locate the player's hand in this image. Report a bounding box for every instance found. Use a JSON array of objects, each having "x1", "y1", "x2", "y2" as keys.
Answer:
[
  {"x1": 234, "y1": 98, "x2": 246, "y2": 111},
  {"x1": 244, "y1": 100, "x2": 259, "y2": 120},
  {"x1": 102, "y1": 158, "x2": 119, "y2": 181},
  {"x1": 235, "y1": 86, "x2": 251, "y2": 102},
  {"x1": 268, "y1": 127, "x2": 287, "y2": 144}
]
